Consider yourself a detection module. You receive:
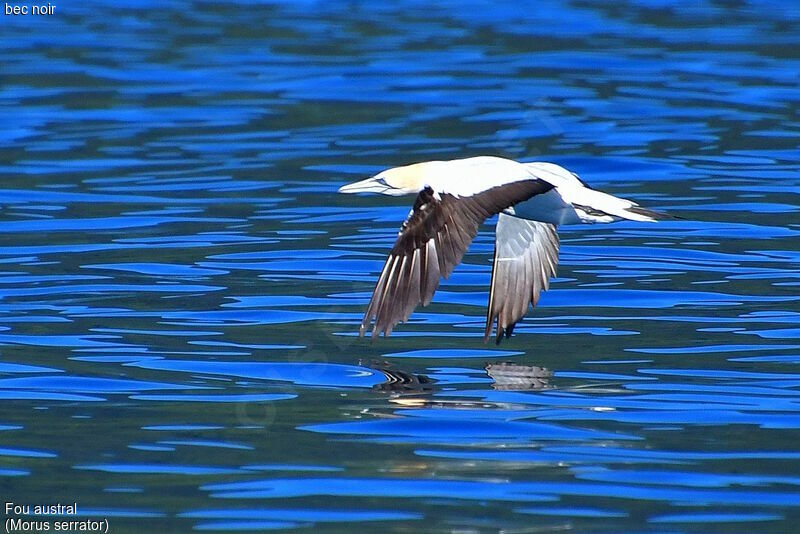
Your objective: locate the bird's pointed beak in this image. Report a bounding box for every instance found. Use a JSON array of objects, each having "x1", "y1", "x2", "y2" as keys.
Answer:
[{"x1": 338, "y1": 176, "x2": 388, "y2": 194}]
